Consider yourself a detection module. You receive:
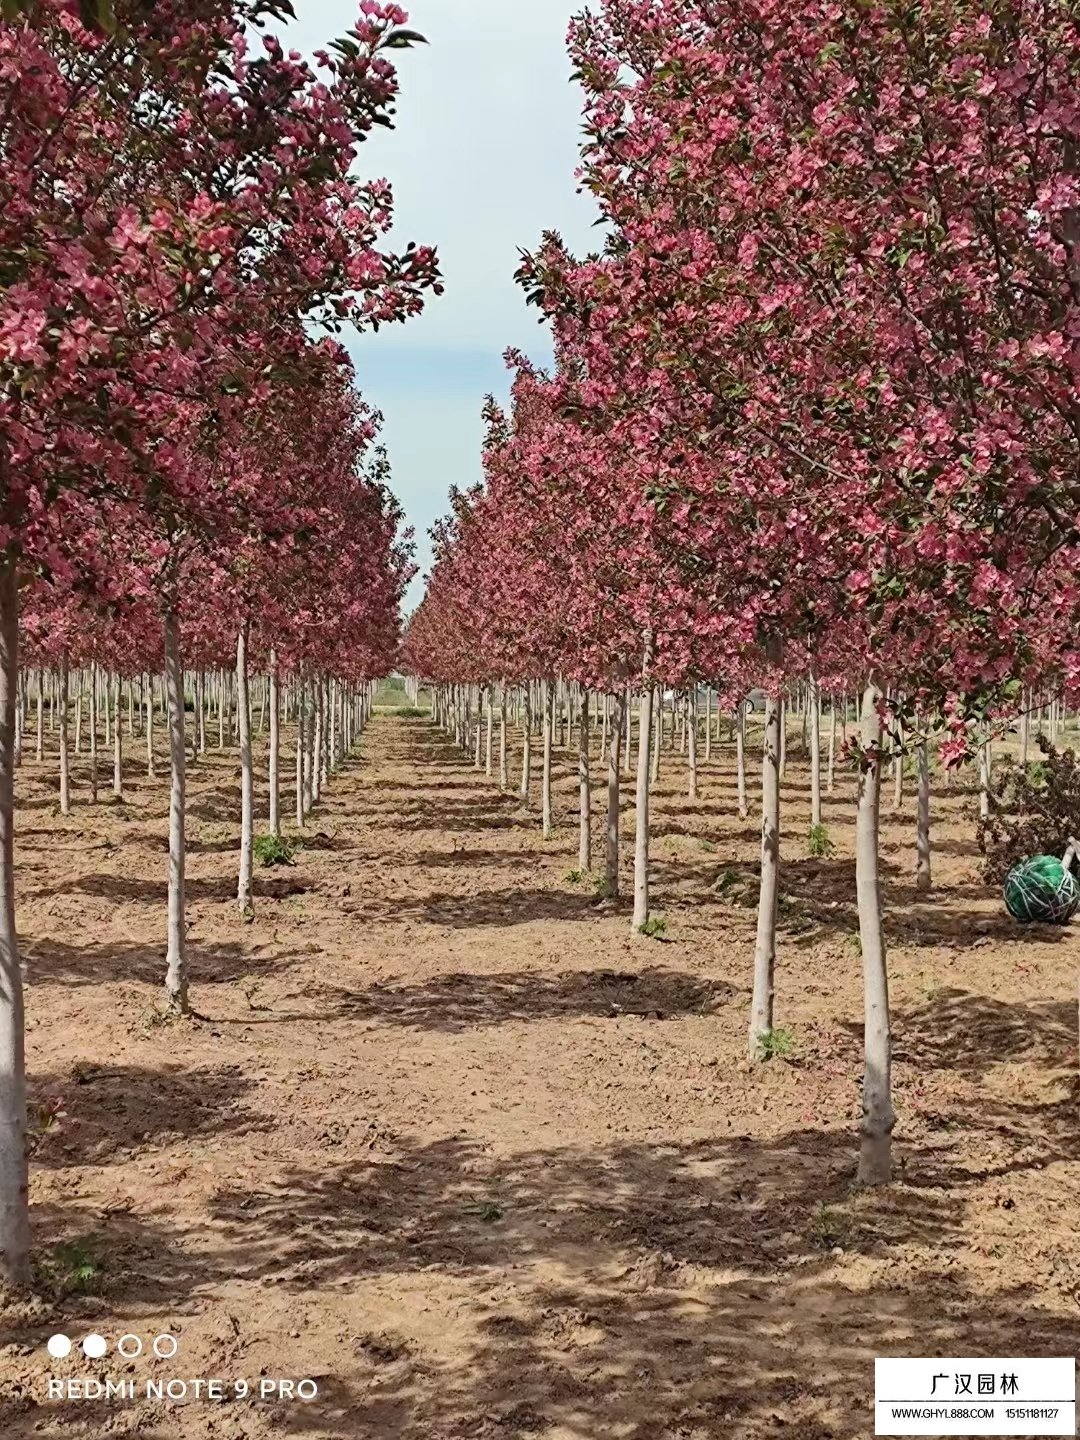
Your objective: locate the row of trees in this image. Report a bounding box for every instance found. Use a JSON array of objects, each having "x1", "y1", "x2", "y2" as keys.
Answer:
[
  {"x1": 1, "y1": 0, "x2": 437, "y2": 1283},
  {"x1": 406, "y1": 0, "x2": 1080, "y2": 1190}
]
